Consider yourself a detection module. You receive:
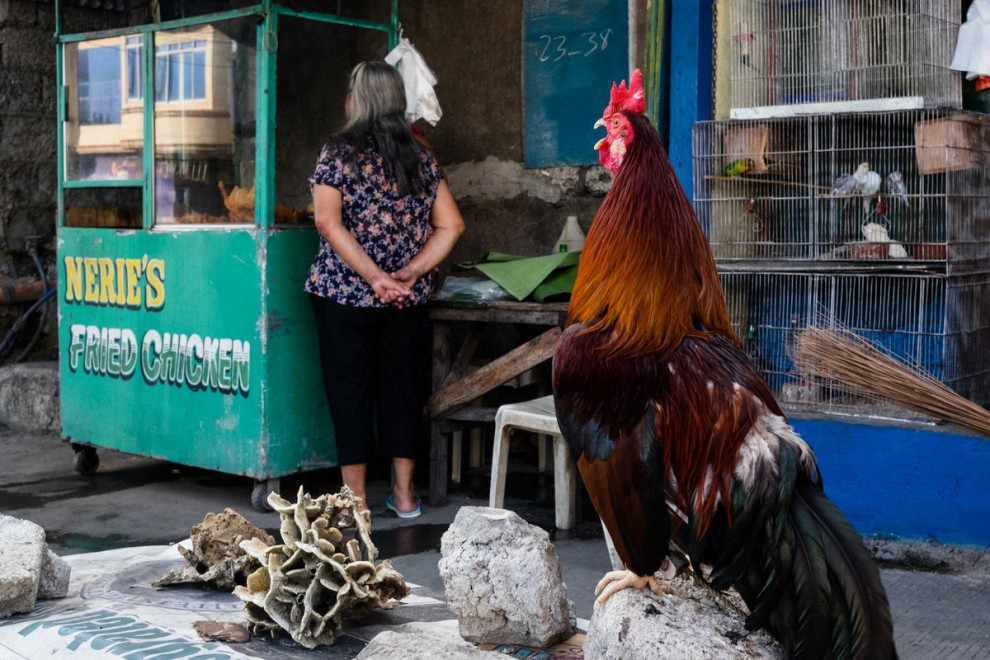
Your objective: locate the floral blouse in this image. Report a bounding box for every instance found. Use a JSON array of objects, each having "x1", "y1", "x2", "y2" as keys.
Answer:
[{"x1": 305, "y1": 137, "x2": 443, "y2": 307}]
